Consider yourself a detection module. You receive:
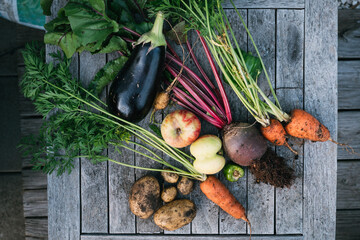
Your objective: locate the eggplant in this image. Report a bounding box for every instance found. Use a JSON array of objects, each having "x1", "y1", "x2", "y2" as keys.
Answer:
[{"x1": 108, "y1": 12, "x2": 166, "y2": 123}]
